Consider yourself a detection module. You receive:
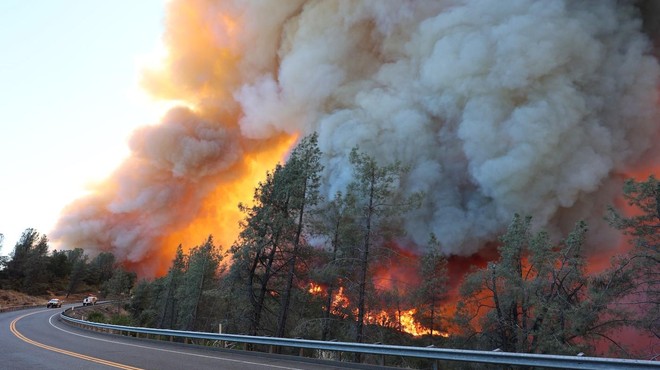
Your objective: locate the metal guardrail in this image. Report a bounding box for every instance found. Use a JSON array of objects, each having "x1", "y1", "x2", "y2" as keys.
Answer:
[{"x1": 59, "y1": 311, "x2": 659, "y2": 370}]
